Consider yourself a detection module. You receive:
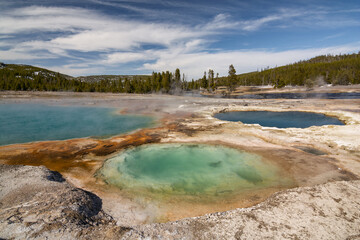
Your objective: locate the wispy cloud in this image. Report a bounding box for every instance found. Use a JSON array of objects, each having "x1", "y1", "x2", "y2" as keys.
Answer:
[
  {"x1": 241, "y1": 15, "x2": 282, "y2": 31},
  {"x1": 103, "y1": 51, "x2": 155, "y2": 64},
  {"x1": 0, "y1": 49, "x2": 57, "y2": 61},
  {"x1": 0, "y1": 5, "x2": 295, "y2": 57},
  {"x1": 0, "y1": 6, "x2": 239, "y2": 65},
  {"x1": 1, "y1": 5, "x2": 359, "y2": 78},
  {"x1": 318, "y1": 33, "x2": 344, "y2": 42},
  {"x1": 50, "y1": 64, "x2": 105, "y2": 76},
  {"x1": 140, "y1": 43, "x2": 360, "y2": 79},
  {"x1": 0, "y1": 6, "x2": 216, "y2": 51}
]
